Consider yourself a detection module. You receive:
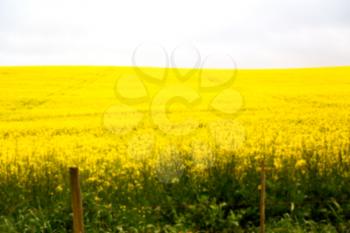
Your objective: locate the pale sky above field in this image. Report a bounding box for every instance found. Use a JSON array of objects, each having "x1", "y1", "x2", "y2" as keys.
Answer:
[{"x1": 0, "y1": 0, "x2": 349, "y2": 68}]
